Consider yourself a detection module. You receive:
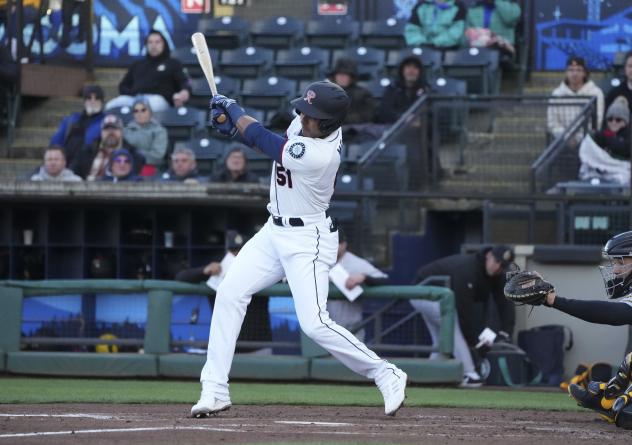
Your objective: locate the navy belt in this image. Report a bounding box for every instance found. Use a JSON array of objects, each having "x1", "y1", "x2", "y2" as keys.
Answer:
[{"x1": 272, "y1": 216, "x2": 304, "y2": 227}]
